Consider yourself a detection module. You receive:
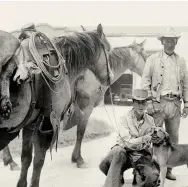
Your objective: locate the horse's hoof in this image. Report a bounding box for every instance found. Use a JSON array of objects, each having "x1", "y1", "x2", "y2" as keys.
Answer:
[
  {"x1": 77, "y1": 161, "x2": 88, "y2": 168},
  {"x1": 10, "y1": 163, "x2": 20, "y2": 171}
]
